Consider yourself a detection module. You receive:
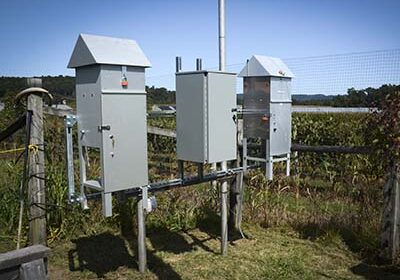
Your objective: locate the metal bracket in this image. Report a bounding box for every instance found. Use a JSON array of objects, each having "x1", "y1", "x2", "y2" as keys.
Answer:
[
  {"x1": 140, "y1": 185, "x2": 157, "y2": 213},
  {"x1": 64, "y1": 114, "x2": 77, "y2": 203},
  {"x1": 65, "y1": 114, "x2": 77, "y2": 128}
]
